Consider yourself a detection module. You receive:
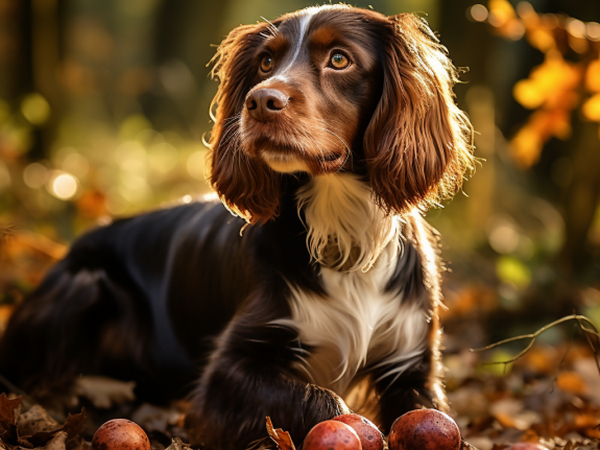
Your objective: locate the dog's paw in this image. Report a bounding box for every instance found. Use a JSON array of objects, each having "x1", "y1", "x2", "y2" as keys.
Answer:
[{"x1": 301, "y1": 385, "x2": 351, "y2": 432}]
